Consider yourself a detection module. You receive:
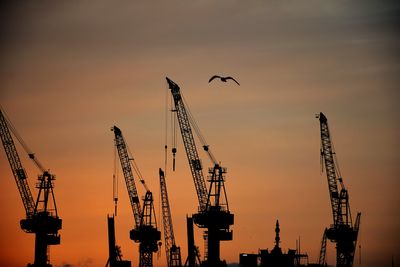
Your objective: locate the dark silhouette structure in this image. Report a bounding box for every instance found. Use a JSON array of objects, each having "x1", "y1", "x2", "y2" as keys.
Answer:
[
  {"x1": 106, "y1": 215, "x2": 131, "y2": 267},
  {"x1": 239, "y1": 253, "x2": 258, "y2": 267},
  {"x1": 112, "y1": 126, "x2": 161, "y2": 267},
  {"x1": 208, "y1": 75, "x2": 240, "y2": 86},
  {"x1": 159, "y1": 169, "x2": 183, "y2": 267},
  {"x1": 166, "y1": 77, "x2": 234, "y2": 267},
  {"x1": 259, "y1": 221, "x2": 298, "y2": 267},
  {"x1": 240, "y1": 221, "x2": 309, "y2": 267},
  {"x1": 316, "y1": 112, "x2": 361, "y2": 267},
  {"x1": 0, "y1": 109, "x2": 62, "y2": 267},
  {"x1": 185, "y1": 216, "x2": 202, "y2": 267}
]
